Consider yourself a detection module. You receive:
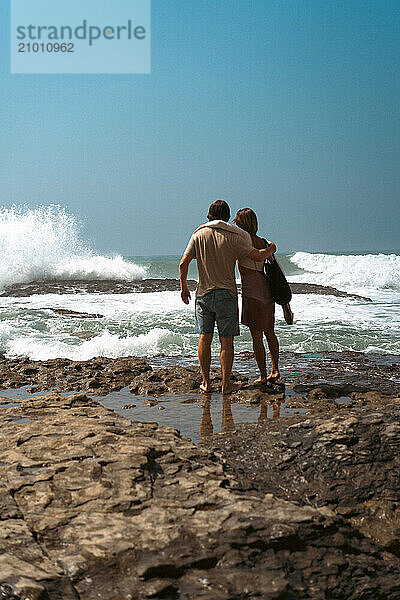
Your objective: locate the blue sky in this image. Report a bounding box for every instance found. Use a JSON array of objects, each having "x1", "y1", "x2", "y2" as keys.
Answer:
[{"x1": 1, "y1": 0, "x2": 399, "y2": 255}]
